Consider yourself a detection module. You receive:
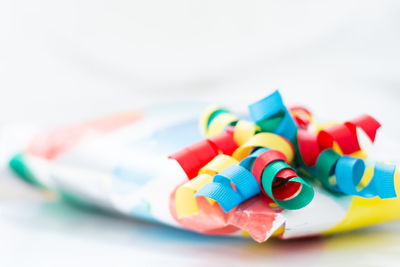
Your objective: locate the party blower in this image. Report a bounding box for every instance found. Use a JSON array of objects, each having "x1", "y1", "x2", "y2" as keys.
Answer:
[{"x1": 10, "y1": 91, "x2": 400, "y2": 242}]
